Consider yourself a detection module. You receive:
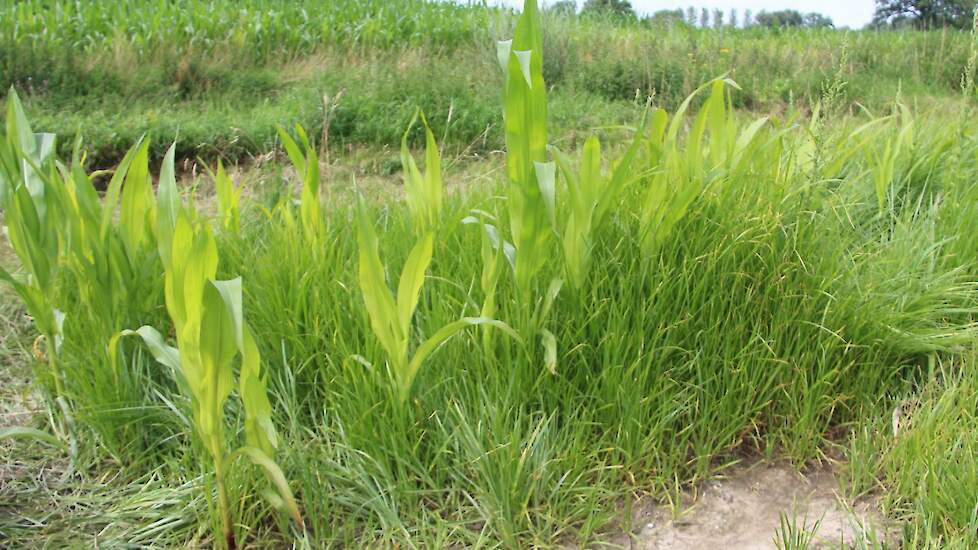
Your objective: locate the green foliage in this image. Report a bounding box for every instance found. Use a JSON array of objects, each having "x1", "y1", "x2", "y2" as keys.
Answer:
[
  {"x1": 871, "y1": 103, "x2": 915, "y2": 211},
  {"x1": 4, "y1": 3, "x2": 975, "y2": 167},
  {"x1": 499, "y1": 0, "x2": 556, "y2": 296},
  {"x1": 0, "y1": 0, "x2": 487, "y2": 65},
  {"x1": 400, "y1": 111, "x2": 443, "y2": 237},
  {"x1": 552, "y1": 127, "x2": 641, "y2": 289},
  {"x1": 276, "y1": 124, "x2": 322, "y2": 240},
  {"x1": 755, "y1": 9, "x2": 833, "y2": 28},
  {"x1": 4, "y1": 1, "x2": 978, "y2": 548},
  {"x1": 0, "y1": 90, "x2": 64, "y2": 393},
  {"x1": 355, "y1": 196, "x2": 515, "y2": 404},
  {"x1": 847, "y1": 362, "x2": 978, "y2": 547},
  {"x1": 0, "y1": 426, "x2": 67, "y2": 449},
  {"x1": 636, "y1": 77, "x2": 786, "y2": 257},
  {"x1": 881, "y1": 366, "x2": 978, "y2": 547},
  {"x1": 209, "y1": 160, "x2": 242, "y2": 233},
  {"x1": 581, "y1": 0, "x2": 636, "y2": 20},
  {"x1": 110, "y1": 152, "x2": 298, "y2": 548},
  {"x1": 873, "y1": 0, "x2": 977, "y2": 29}
]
